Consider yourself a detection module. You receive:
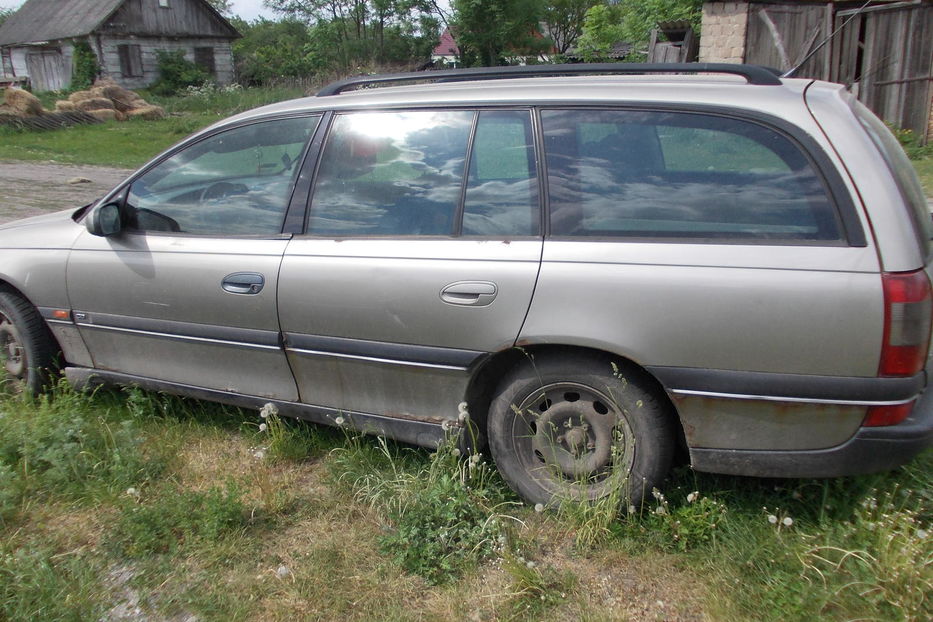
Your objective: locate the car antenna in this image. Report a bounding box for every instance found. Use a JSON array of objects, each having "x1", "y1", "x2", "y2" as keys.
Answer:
[{"x1": 782, "y1": 0, "x2": 872, "y2": 79}]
